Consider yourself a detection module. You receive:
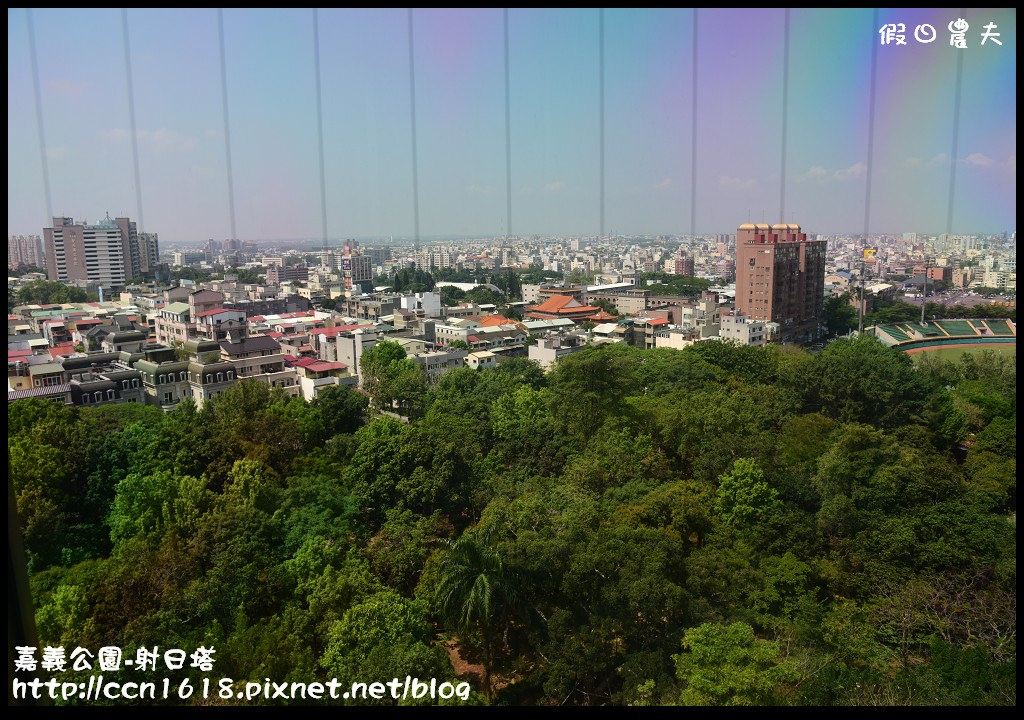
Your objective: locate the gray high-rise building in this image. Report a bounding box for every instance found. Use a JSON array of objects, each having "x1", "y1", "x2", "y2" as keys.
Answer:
[{"x1": 44, "y1": 213, "x2": 158, "y2": 288}]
